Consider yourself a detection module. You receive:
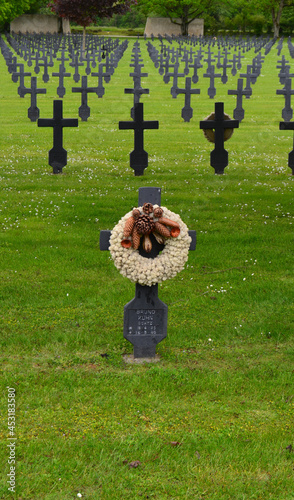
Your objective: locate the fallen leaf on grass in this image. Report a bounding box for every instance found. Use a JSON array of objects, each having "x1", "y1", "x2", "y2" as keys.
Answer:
[
  {"x1": 169, "y1": 441, "x2": 182, "y2": 447},
  {"x1": 127, "y1": 460, "x2": 141, "y2": 468}
]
